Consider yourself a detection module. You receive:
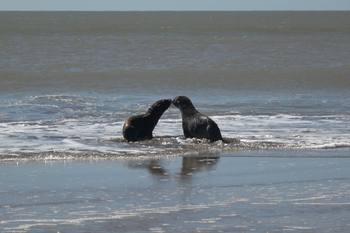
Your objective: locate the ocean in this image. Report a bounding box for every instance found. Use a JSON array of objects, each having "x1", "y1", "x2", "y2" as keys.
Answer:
[
  {"x1": 1, "y1": 11, "x2": 349, "y2": 160},
  {"x1": 1, "y1": 11, "x2": 350, "y2": 232}
]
